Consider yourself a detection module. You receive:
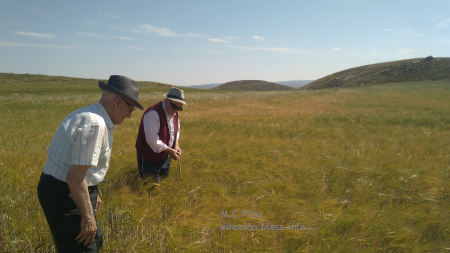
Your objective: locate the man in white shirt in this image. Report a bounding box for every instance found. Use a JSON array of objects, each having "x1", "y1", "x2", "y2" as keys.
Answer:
[
  {"x1": 135, "y1": 88, "x2": 185, "y2": 181},
  {"x1": 37, "y1": 75, "x2": 143, "y2": 252}
]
